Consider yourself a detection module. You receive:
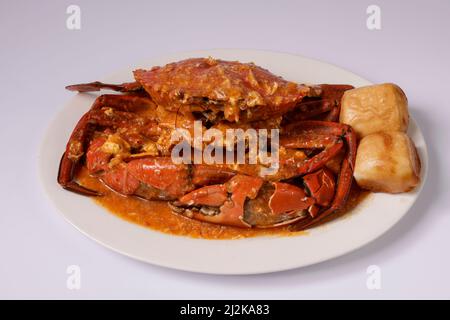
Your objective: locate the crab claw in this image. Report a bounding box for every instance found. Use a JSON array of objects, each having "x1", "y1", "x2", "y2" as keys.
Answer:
[
  {"x1": 58, "y1": 153, "x2": 102, "y2": 196},
  {"x1": 249, "y1": 181, "x2": 314, "y2": 227},
  {"x1": 173, "y1": 175, "x2": 262, "y2": 227},
  {"x1": 292, "y1": 126, "x2": 356, "y2": 230},
  {"x1": 57, "y1": 94, "x2": 156, "y2": 197},
  {"x1": 171, "y1": 175, "x2": 315, "y2": 228},
  {"x1": 125, "y1": 157, "x2": 193, "y2": 199},
  {"x1": 303, "y1": 168, "x2": 336, "y2": 207},
  {"x1": 57, "y1": 111, "x2": 102, "y2": 196}
]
